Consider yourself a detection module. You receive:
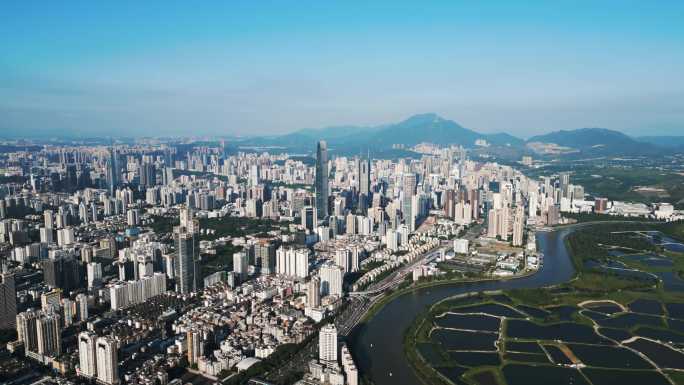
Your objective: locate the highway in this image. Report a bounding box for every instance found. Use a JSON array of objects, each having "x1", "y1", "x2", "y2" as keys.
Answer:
[
  {"x1": 339, "y1": 243, "x2": 443, "y2": 336},
  {"x1": 262, "y1": 241, "x2": 443, "y2": 384}
]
